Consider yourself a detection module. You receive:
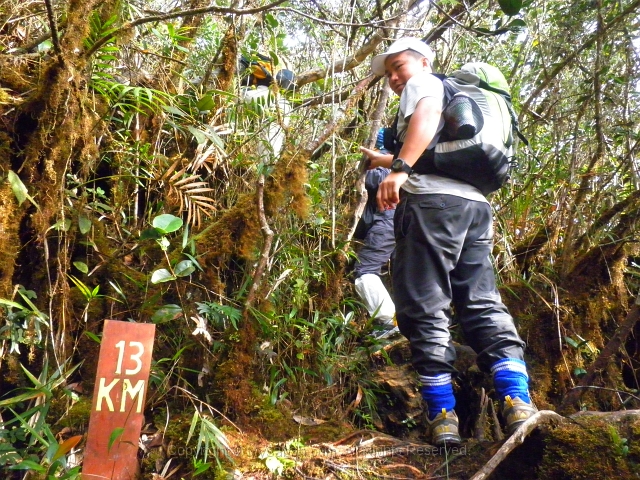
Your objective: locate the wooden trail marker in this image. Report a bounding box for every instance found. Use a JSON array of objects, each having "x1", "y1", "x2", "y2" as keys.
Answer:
[{"x1": 82, "y1": 320, "x2": 156, "y2": 480}]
